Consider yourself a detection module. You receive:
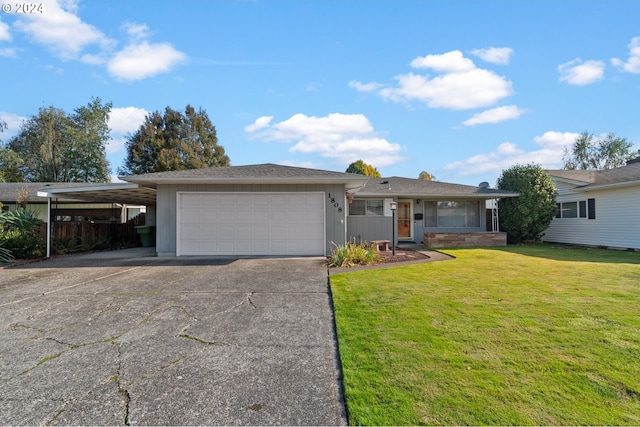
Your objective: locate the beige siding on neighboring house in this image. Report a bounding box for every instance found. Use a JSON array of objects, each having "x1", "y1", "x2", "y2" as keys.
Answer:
[{"x1": 543, "y1": 185, "x2": 640, "y2": 249}]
